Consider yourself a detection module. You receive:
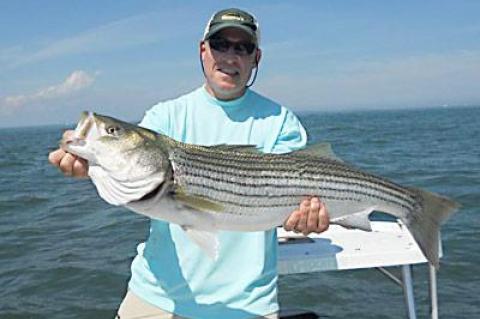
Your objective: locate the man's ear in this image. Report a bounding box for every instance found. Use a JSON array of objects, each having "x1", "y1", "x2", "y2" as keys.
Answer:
[
  {"x1": 199, "y1": 41, "x2": 206, "y2": 60},
  {"x1": 255, "y1": 48, "x2": 262, "y2": 67}
]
